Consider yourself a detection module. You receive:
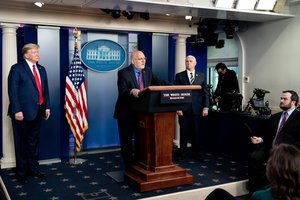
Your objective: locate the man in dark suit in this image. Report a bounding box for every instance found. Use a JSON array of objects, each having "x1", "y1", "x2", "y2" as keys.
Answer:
[
  {"x1": 8, "y1": 43, "x2": 51, "y2": 183},
  {"x1": 114, "y1": 50, "x2": 170, "y2": 170},
  {"x1": 214, "y1": 62, "x2": 240, "y2": 111},
  {"x1": 174, "y1": 55, "x2": 209, "y2": 161},
  {"x1": 248, "y1": 90, "x2": 300, "y2": 193}
]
